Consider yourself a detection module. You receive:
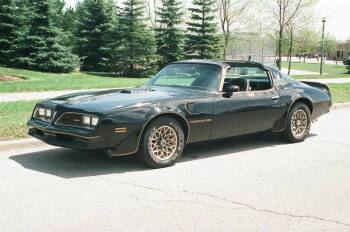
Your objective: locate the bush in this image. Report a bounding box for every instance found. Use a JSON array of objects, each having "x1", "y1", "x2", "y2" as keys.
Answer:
[{"x1": 344, "y1": 58, "x2": 350, "y2": 73}]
